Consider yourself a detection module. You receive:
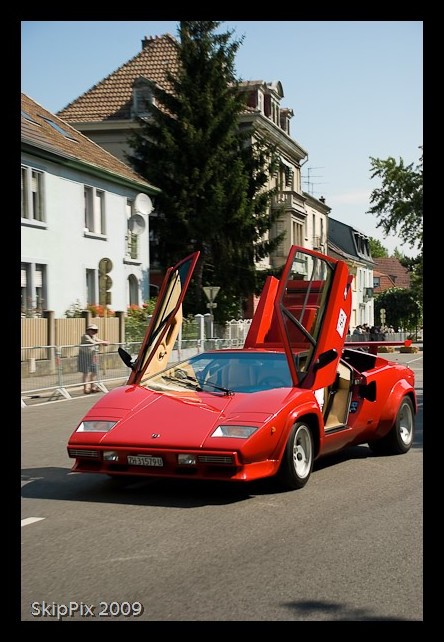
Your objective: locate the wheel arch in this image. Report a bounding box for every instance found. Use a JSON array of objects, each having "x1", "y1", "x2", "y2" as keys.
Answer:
[
  {"x1": 376, "y1": 380, "x2": 417, "y2": 437},
  {"x1": 273, "y1": 409, "x2": 322, "y2": 463}
]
